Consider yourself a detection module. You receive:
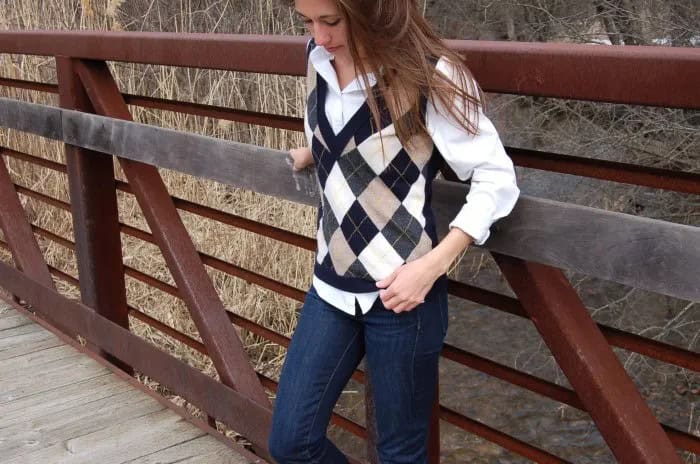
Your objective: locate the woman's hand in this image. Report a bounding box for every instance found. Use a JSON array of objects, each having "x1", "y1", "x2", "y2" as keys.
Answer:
[
  {"x1": 289, "y1": 147, "x2": 314, "y2": 171},
  {"x1": 375, "y1": 256, "x2": 443, "y2": 313}
]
